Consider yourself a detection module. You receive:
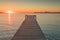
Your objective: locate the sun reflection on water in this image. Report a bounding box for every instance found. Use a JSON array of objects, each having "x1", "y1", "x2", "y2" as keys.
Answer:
[
  {"x1": 6, "y1": 10, "x2": 15, "y2": 30},
  {"x1": 8, "y1": 13, "x2": 11, "y2": 24}
]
